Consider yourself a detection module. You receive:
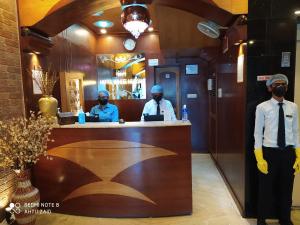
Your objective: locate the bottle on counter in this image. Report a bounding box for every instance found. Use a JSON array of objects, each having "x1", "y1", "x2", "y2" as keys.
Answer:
[
  {"x1": 182, "y1": 104, "x2": 188, "y2": 122},
  {"x1": 78, "y1": 106, "x2": 86, "y2": 124}
]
